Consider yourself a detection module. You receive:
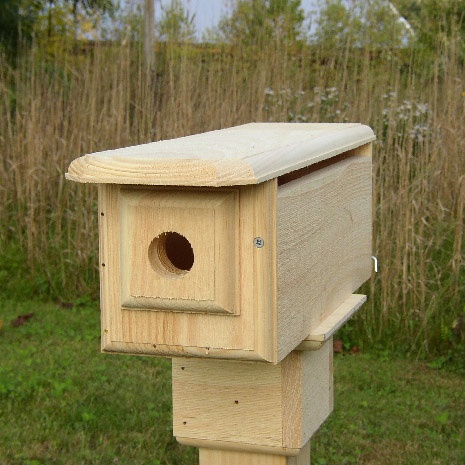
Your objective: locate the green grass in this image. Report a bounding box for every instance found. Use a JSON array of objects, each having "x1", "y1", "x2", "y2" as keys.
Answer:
[
  {"x1": 313, "y1": 355, "x2": 465, "y2": 465},
  {"x1": 1, "y1": 300, "x2": 464, "y2": 465}
]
